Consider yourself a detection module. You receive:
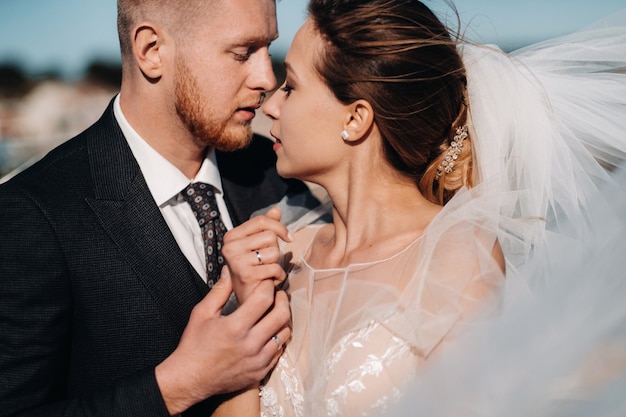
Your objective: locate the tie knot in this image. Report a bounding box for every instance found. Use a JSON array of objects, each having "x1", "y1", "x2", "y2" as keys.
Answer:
[{"x1": 182, "y1": 183, "x2": 221, "y2": 224}]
